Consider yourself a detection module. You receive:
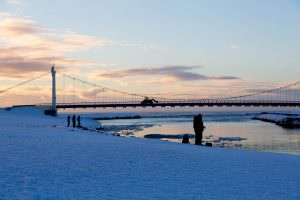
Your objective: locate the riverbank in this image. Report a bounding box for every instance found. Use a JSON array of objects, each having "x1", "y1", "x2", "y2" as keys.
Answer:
[
  {"x1": 0, "y1": 107, "x2": 299, "y2": 199},
  {"x1": 254, "y1": 112, "x2": 300, "y2": 128}
]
